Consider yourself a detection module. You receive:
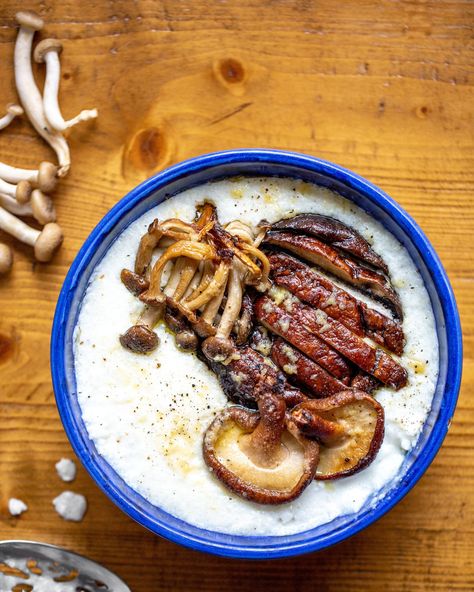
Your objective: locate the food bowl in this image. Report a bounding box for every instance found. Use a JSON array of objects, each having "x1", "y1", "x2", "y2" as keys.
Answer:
[{"x1": 51, "y1": 149, "x2": 462, "y2": 559}]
